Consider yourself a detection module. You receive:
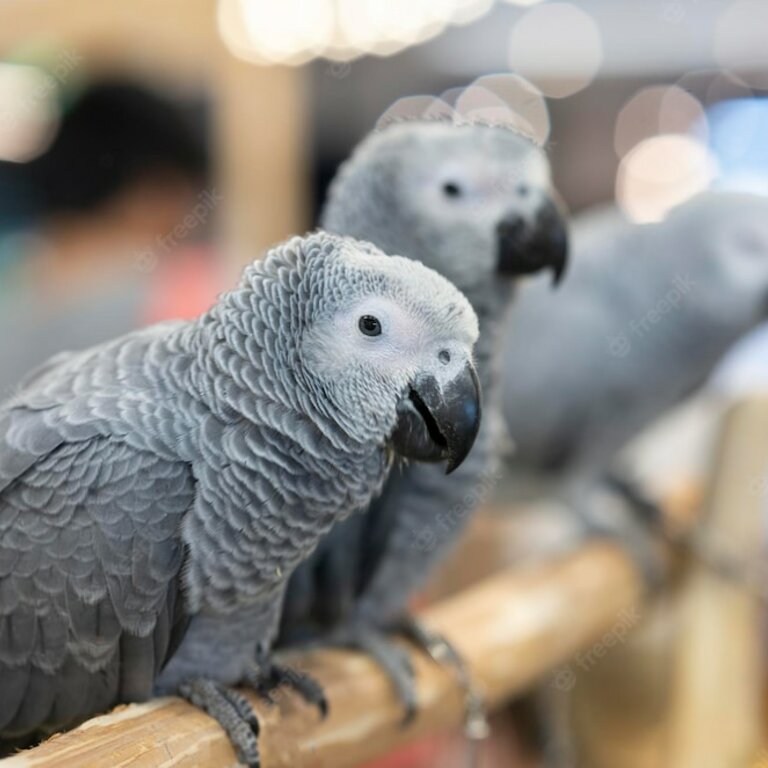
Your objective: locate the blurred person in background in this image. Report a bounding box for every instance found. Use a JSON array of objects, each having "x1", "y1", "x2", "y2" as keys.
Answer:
[{"x1": 0, "y1": 79, "x2": 219, "y2": 396}]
